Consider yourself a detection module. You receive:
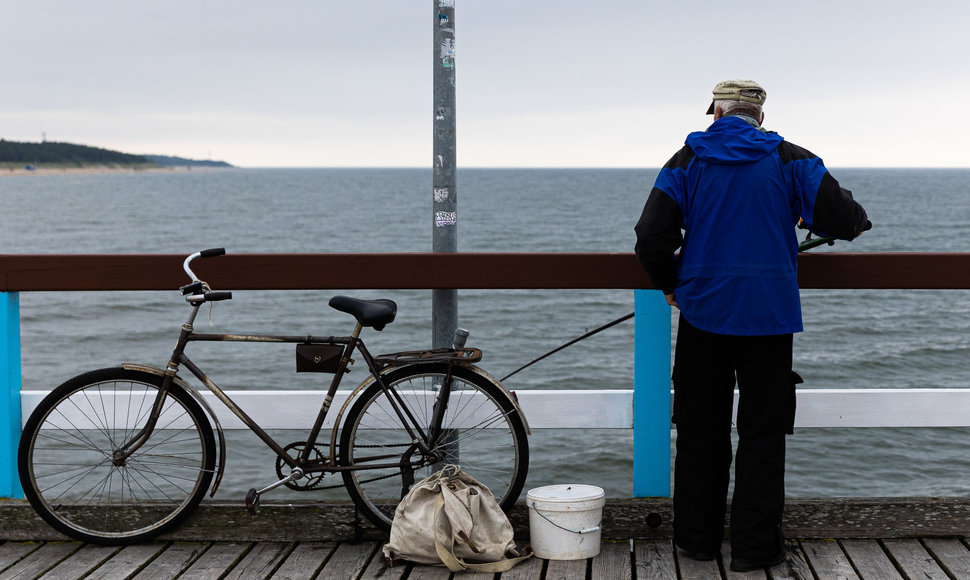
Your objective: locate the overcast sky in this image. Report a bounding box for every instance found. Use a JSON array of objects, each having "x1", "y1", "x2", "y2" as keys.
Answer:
[{"x1": 2, "y1": 1, "x2": 968, "y2": 168}]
